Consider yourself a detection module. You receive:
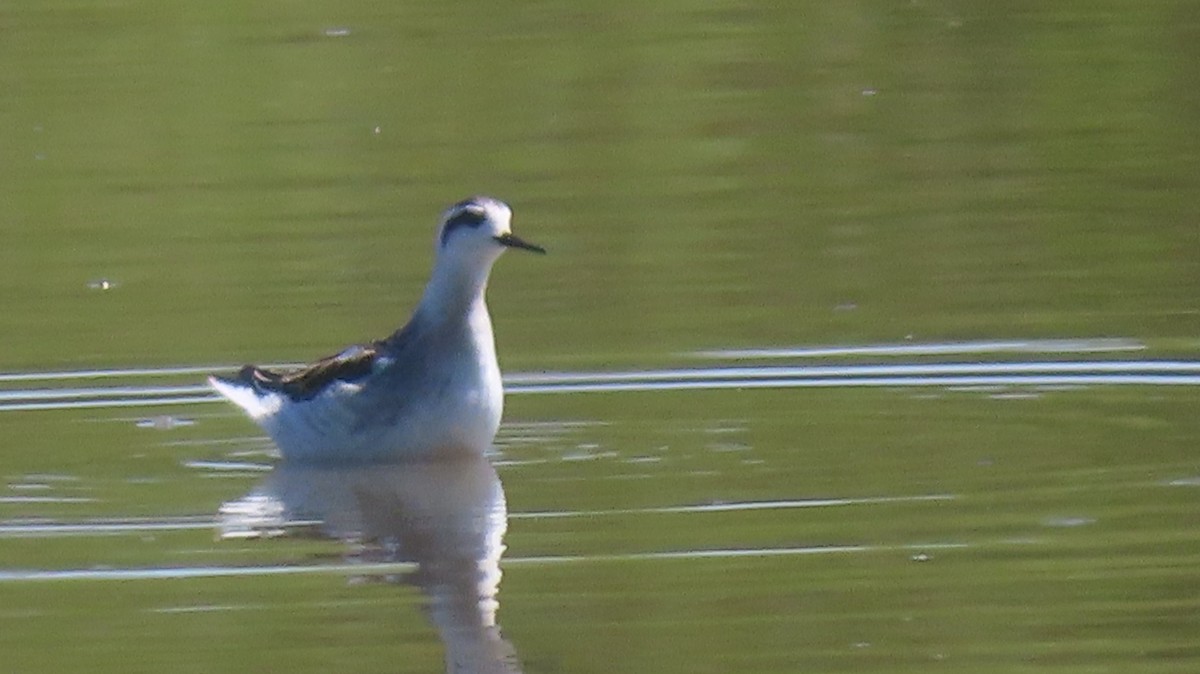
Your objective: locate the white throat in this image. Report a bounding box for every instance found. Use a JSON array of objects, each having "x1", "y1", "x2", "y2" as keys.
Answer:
[{"x1": 414, "y1": 248, "x2": 502, "y2": 325}]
